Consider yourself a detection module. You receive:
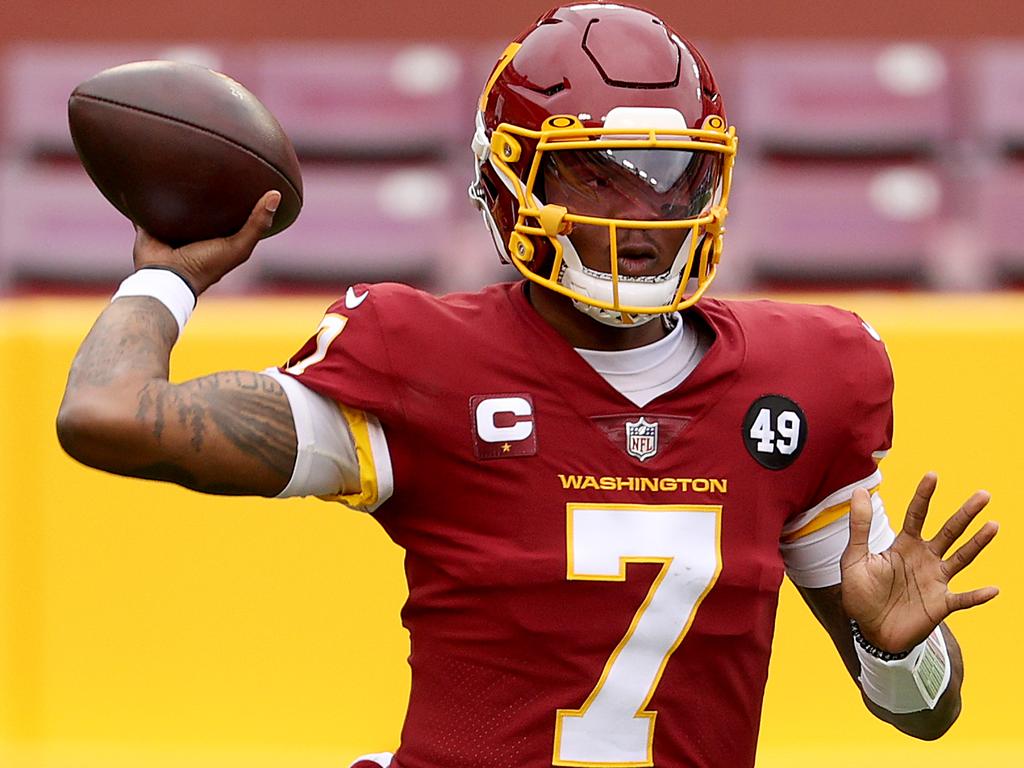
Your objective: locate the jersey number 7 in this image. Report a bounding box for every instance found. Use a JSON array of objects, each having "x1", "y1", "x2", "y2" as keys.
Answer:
[{"x1": 554, "y1": 504, "x2": 722, "y2": 767}]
